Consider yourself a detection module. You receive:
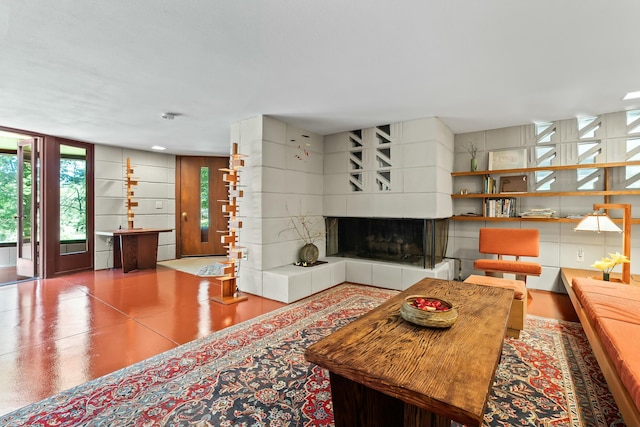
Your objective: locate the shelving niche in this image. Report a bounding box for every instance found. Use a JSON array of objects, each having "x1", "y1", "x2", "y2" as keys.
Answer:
[{"x1": 451, "y1": 160, "x2": 640, "y2": 223}]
